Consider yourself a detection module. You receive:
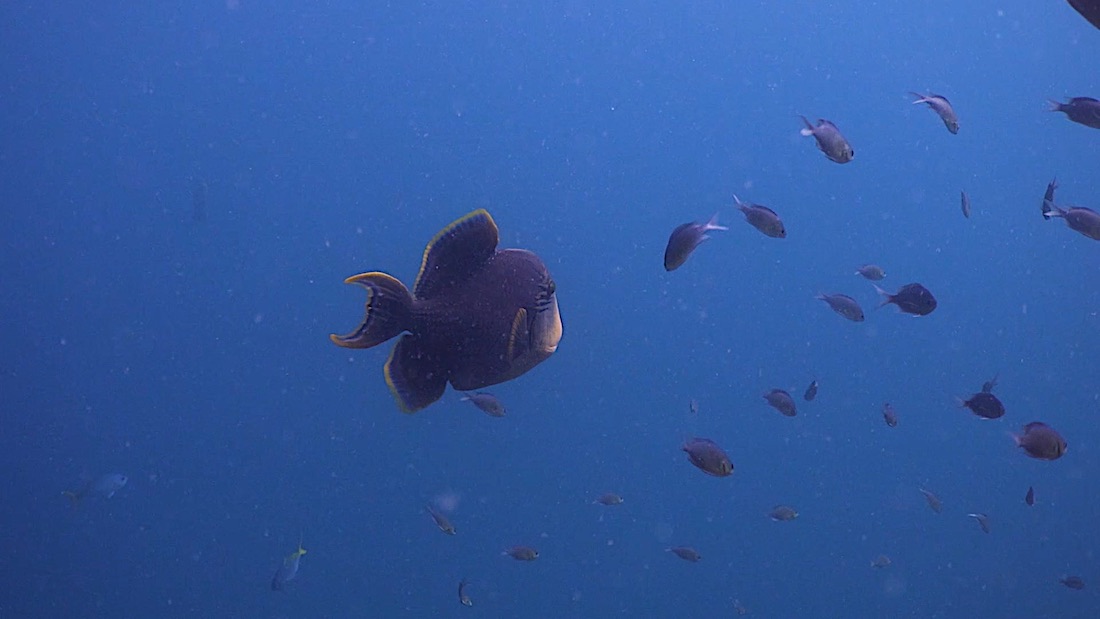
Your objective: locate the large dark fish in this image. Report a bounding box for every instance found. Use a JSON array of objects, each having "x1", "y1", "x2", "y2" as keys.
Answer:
[
  {"x1": 682, "y1": 437, "x2": 733, "y2": 477},
  {"x1": 959, "y1": 392, "x2": 1005, "y2": 420},
  {"x1": 910, "y1": 92, "x2": 960, "y2": 134},
  {"x1": 331, "y1": 210, "x2": 562, "y2": 413},
  {"x1": 1013, "y1": 422, "x2": 1067, "y2": 460},
  {"x1": 799, "y1": 116, "x2": 854, "y2": 164},
  {"x1": 1041, "y1": 178, "x2": 1057, "y2": 218},
  {"x1": 1043, "y1": 202, "x2": 1100, "y2": 240},
  {"x1": 1049, "y1": 97, "x2": 1100, "y2": 129},
  {"x1": 664, "y1": 214, "x2": 727, "y2": 271},
  {"x1": 733, "y1": 195, "x2": 786, "y2": 238},
  {"x1": 1068, "y1": 0, "x2": 1100, "y2": 29},
  {"x1": 874, "y1": 283, "x2": 937, "y2": 316}
]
